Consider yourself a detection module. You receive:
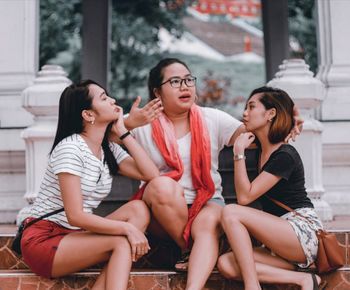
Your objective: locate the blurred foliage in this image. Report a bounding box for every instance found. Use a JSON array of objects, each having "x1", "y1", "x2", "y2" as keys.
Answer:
[
  {"x1": 39, "y1": 0, "x2": 82, "y2": 82},
  {"x1": 111, "y1": 0, "x2": 194, "y2": 99},
  {"x1": 288, "y1": 0, "x2": 317, "y2": 73},
  {"x1": 39, "y1": 0, "x2": 317, "y2": 107},
  {"x1": 39, "y1": 0, "x2": 195, "y2": 100}
]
